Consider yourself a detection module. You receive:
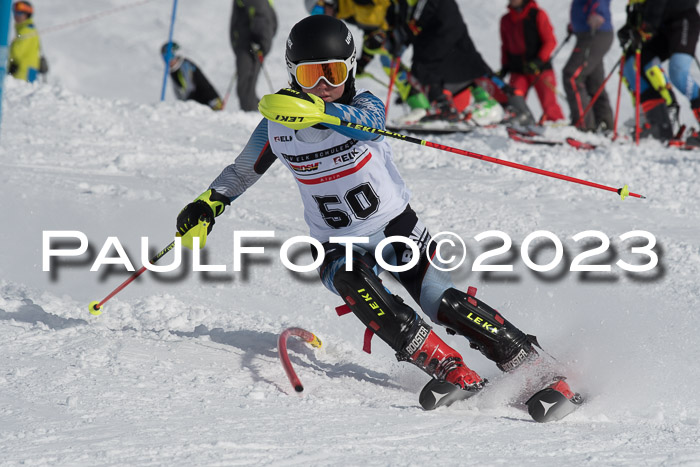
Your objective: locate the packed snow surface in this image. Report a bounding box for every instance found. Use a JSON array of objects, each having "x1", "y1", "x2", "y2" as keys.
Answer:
[{"x1": 1, "y1": 1, "x2": 699, "y2": 465}]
